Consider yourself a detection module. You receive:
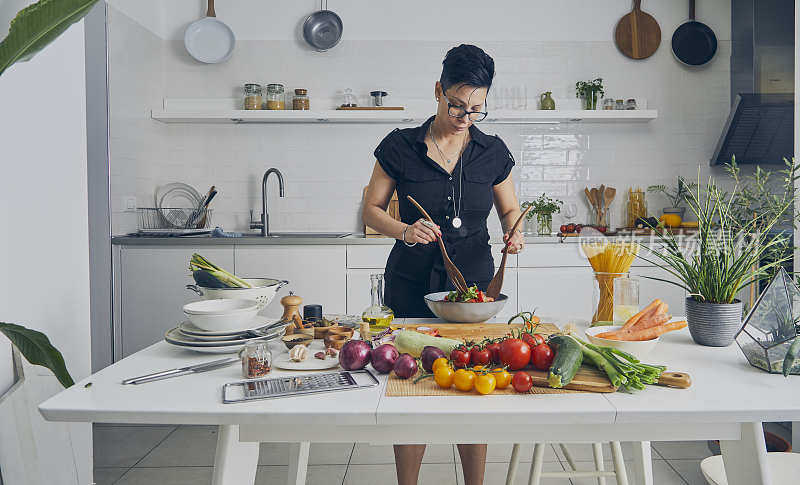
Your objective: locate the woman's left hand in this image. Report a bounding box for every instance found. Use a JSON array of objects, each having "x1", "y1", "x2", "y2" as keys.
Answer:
[{"x1": 503, "y1": 230, "x2": 524, "y2": 254}]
